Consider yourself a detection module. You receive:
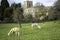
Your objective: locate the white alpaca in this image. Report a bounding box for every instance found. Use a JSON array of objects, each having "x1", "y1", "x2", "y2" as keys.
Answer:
[
  {"x1": 8, "y1": 27, "x2": 20, "y2": 36},
  {"x1": 31, "y1": 23, "x2": 41, "y2": 29}
]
